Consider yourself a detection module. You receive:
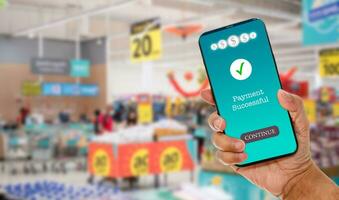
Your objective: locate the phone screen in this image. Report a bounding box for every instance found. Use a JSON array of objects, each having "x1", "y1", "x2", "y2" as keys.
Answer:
[{"x1": 199, "y1": 19, "x2": 297, "y2": 166}]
